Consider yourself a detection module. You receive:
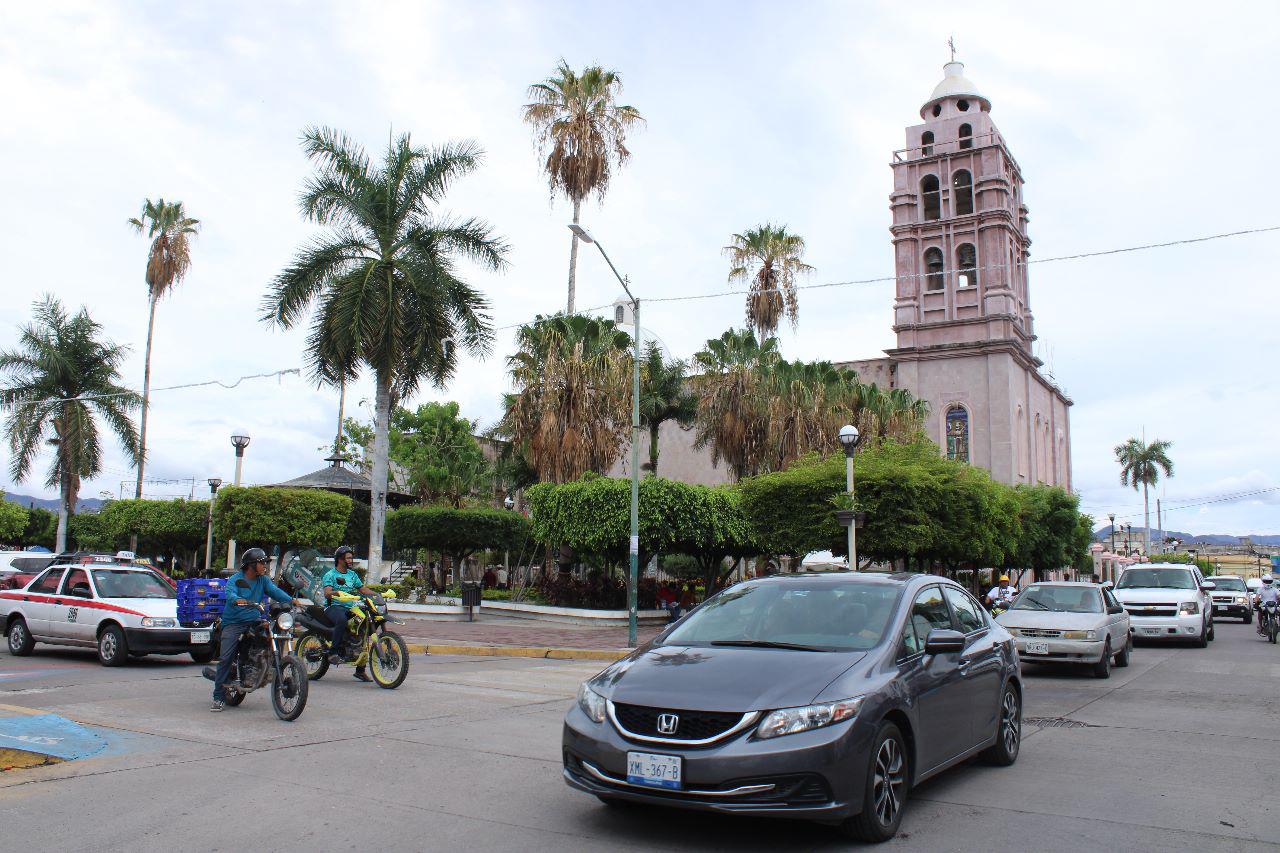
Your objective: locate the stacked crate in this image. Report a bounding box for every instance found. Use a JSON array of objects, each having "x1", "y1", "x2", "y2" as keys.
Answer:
[{"x1": 177, "y1": 578, "x2": 226, "y2": 628}]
